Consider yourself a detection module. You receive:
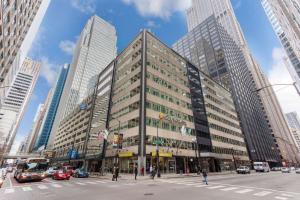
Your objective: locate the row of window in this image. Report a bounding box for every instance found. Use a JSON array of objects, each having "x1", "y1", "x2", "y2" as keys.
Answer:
[{"x1": 211, "y1": 134, "x2": 246, "y2": 147}]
